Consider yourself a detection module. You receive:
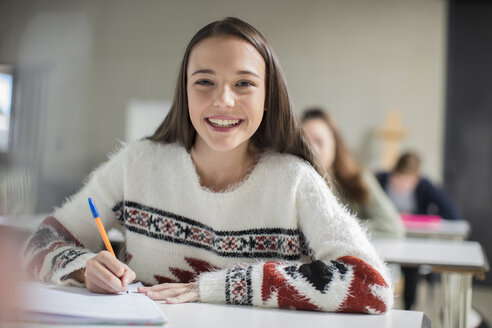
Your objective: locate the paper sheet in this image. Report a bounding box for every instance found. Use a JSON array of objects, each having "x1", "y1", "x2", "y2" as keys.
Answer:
[{"x1": 21, "y1": 282, "x2": 167, "y2": 325}]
